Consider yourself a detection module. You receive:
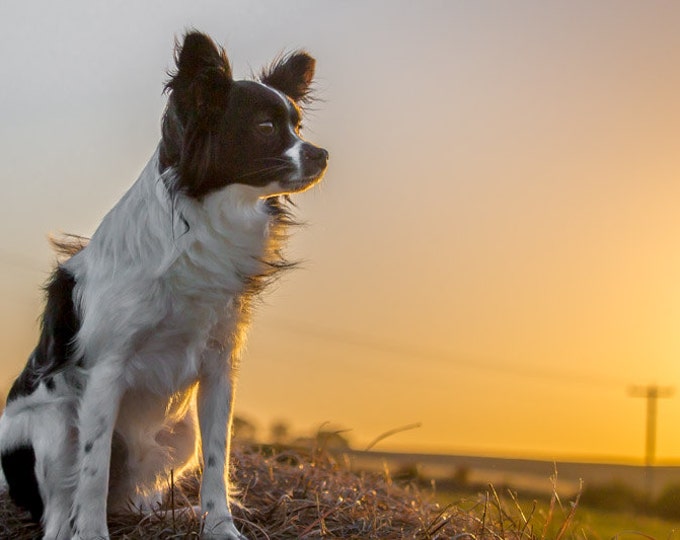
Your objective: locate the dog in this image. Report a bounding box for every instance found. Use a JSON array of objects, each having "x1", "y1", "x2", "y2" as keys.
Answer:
[{"x1": 0, "y1": 31, "x2": 328, "y2": 540}]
